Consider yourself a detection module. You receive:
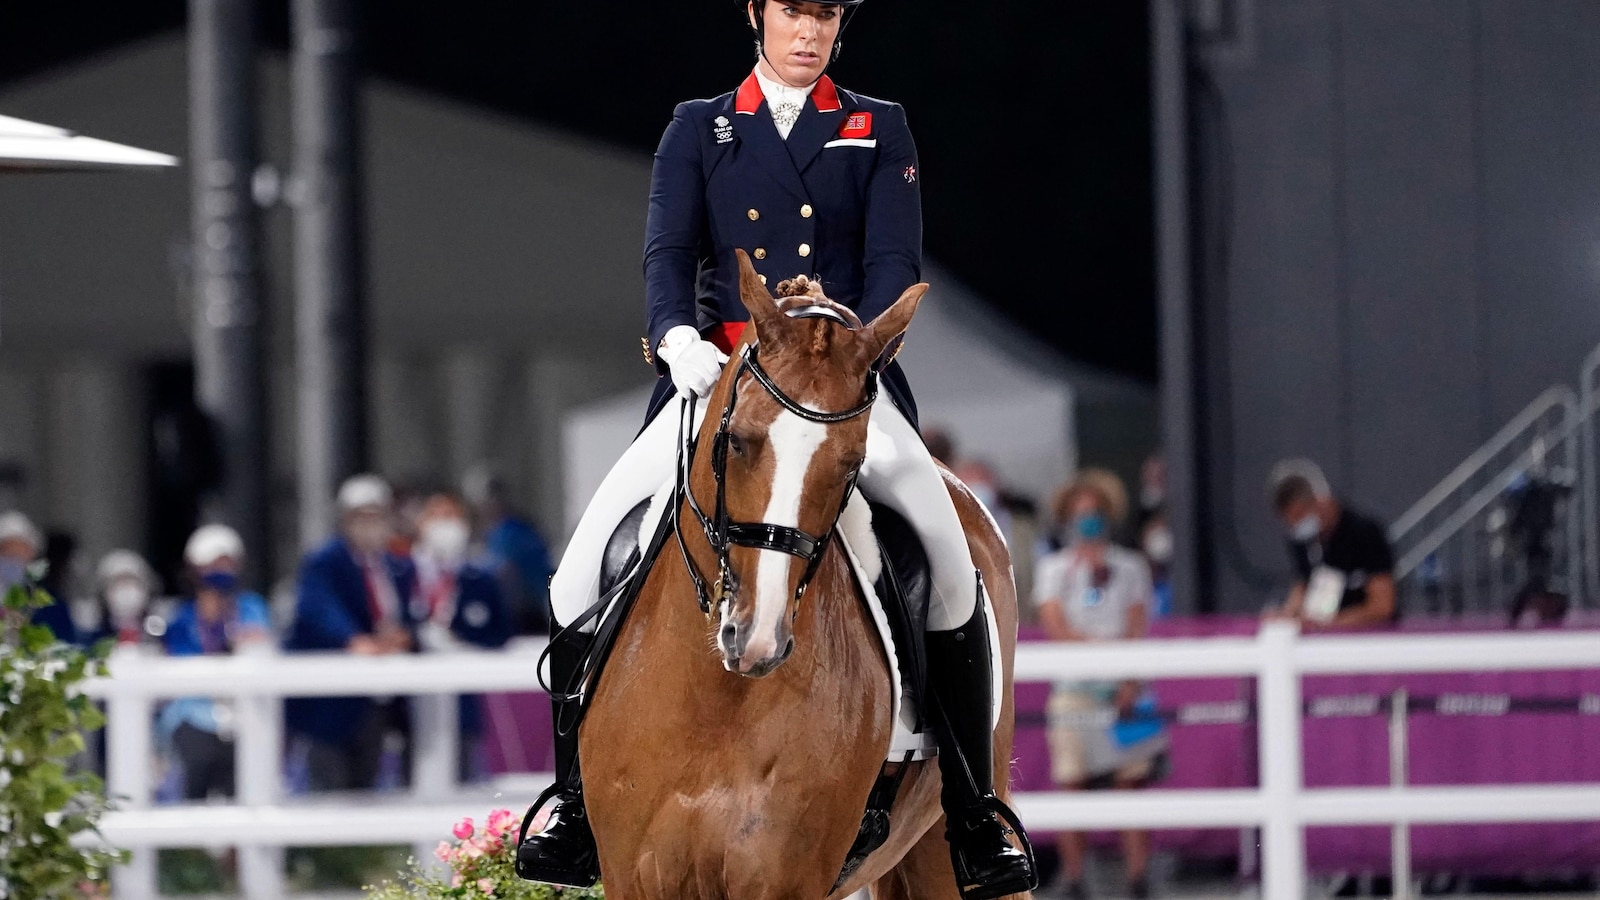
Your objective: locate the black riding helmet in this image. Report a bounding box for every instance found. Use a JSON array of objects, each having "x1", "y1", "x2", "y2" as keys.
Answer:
[{"x1": 744, "y1": 0, "x2": 866, "y2": 67}]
